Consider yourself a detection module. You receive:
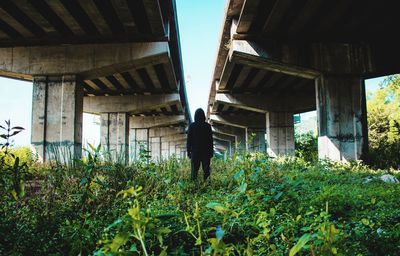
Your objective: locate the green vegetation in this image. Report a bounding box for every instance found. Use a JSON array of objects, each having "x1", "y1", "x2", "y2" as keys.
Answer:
[
  {"x1": 367, "y1": 75, "x2": 400, "y2": 169},
  {"x1": 1, "y1": 142, "x2": 399, "y2": 255},
  {"x1": 295, "y1": 131, "x2": 318, "y2": 163}
]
